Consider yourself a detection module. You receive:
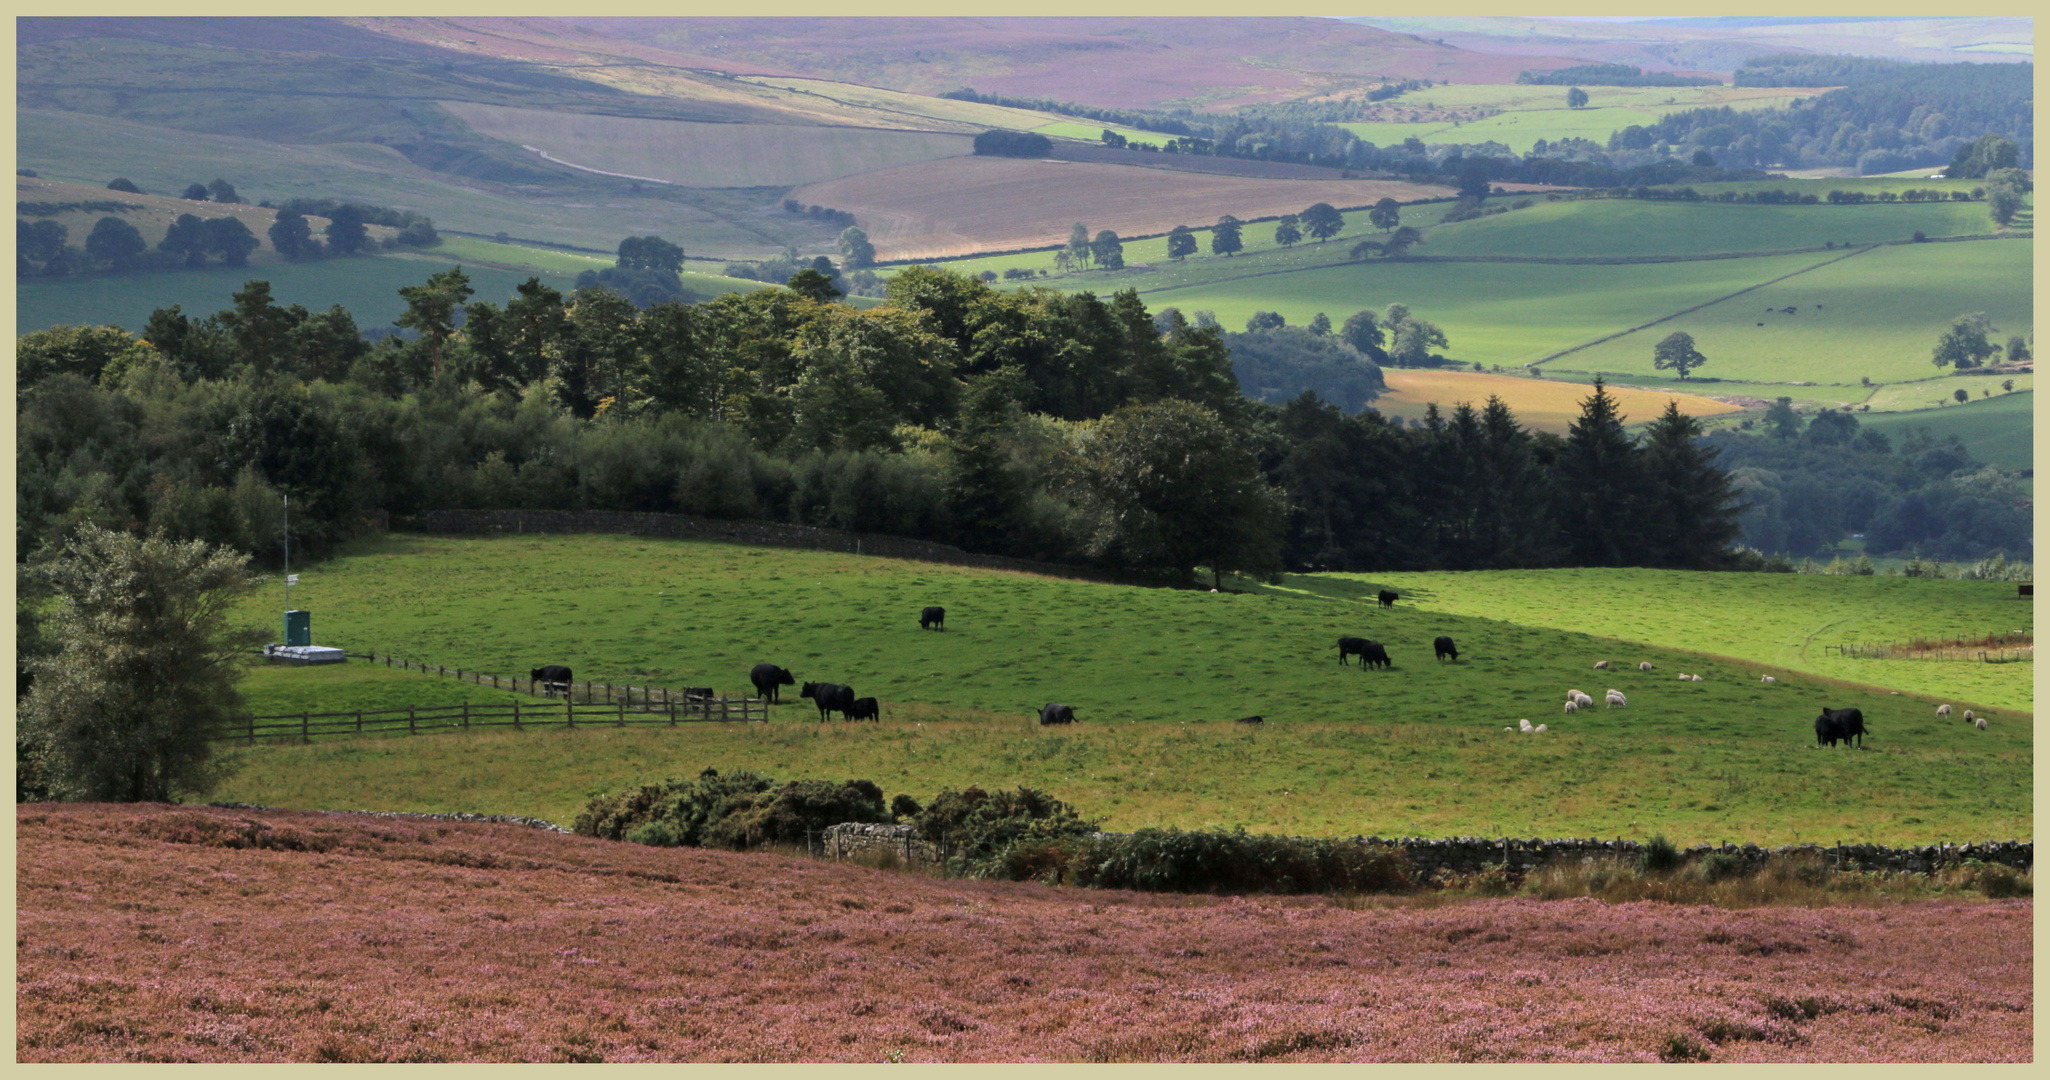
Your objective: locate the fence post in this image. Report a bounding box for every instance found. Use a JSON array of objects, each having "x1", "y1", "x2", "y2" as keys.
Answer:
[
  {"x1": 356, "y1": 709, "x2": 363, "y2": 734},
  {"x1": 617, "y1": 699, "x2": 624, "y2": 726},
  {"x1": 302, "y1": 711, "x2": 310, "y2": 744},
  {"x1": 464, "y1": 702, "x2": 470, "y2": 731},
  {"x1": 514, "y1": 698, "x2": 521, "y2": 730},
  {"x1": 669, "y1": 699, "x2": 676, "y2": 725},
  {"x1": 409, "y1": 708, "x2": 416, "y2": 735},
  {"x1": 248, "y1": 715, "x2": 255, "y2": 746},
  {"x1": 567, "y1": 698, "x2": 575, "y2": 728}
]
